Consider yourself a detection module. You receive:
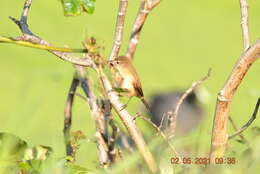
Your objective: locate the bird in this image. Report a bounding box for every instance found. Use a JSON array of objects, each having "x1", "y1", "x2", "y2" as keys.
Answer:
[
  {"x1": 109, "y1": 56, "x2": 151, "y2": 111},
  {"x1": 149, "y1": 90, "x2": 204, "y2": 135}
]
